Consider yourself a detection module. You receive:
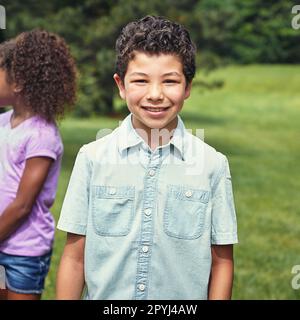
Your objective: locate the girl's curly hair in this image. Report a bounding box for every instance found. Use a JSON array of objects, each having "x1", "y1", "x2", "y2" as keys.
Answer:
[
  {"x1": 115, "y1": 15, "x2": 196, "y2": 84},
  {"x1": 0, "y1": 29, "x2": 77, "y2": 122}
]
